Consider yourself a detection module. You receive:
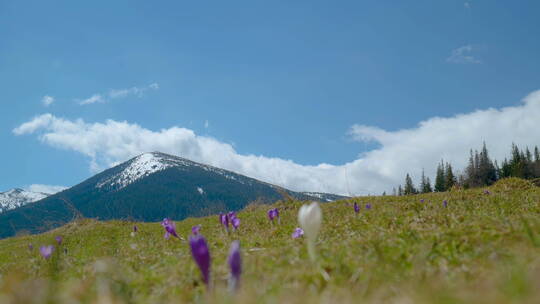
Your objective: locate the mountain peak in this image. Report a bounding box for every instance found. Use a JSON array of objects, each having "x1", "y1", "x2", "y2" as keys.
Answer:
[
  {"x1": 0, "y1": 188, "x2": 49, "y2": 213},
  {"x1": 97, "y1": 152, "x2": 173, "y2": 190},
  {"x1": 96, "y1": 152, "x2": 243, "y2": 190}
]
